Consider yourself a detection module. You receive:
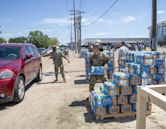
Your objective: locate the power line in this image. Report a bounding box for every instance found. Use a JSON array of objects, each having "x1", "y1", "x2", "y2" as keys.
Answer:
[
  {"x1": 79, "y1": 0, "x2": 83, "y2": 12},
  {"x1": 86, "y1": 0, "x2": 120, "y2": 26}
]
